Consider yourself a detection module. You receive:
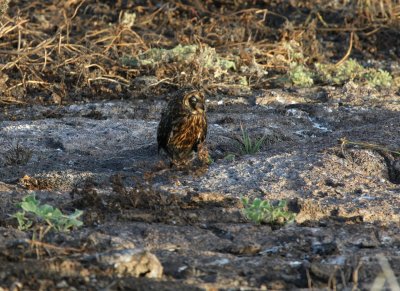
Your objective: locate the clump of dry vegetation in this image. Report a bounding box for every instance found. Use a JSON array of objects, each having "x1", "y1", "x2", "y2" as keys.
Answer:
[
  {"x1": 288, "y1": 59, "x2": 393, "y2": 88},
  {"x1": 0, "y1": 0, "x2": 399, "y2": 105},
  {"x1": 0, "y1": 0, "x2": 8, "y2": 17},
  {"x1": 2, "y1": 143, "x2": 32, "y2": 166}
]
